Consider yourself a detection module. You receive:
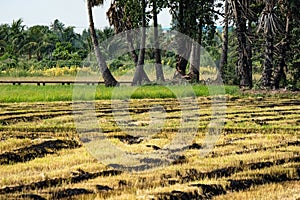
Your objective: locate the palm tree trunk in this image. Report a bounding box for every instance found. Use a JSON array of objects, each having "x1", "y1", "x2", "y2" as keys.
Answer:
[
  {"x1": 132, "y1": 0, "x2": 150, "y2": 85},
  {"x1": 273, "y1": 14, "x2": 289, "y2": 89},
  {"x1": 273, "y1": 44, "x2": 287, "y2": 89},
  {"x1": 189, "y1": 43, "x2": 200, "y2": 82},
  {"x1": 189, "y1": 18, "x2": 202, "y2": 83},
  {"x1": 218, "y1": 0, "x2": 229, "y2": 82},
  {"x1": 174, "y1": 0, "x2": 189, "y2": 79},
  {"x1": 261, "y1": 34, "x2": 273, "y2": 88},
  {"x1": 87, "y1": 0, "x2": 118, "y2": 87},
  {"x1": 247, "y1": 20, "x2": 253, "y2": 88},
  {"x1": 153, "y1": 0, "x2": 165, "y2": 82},
  {"x1": 126, "y1": 32, "x2": 138, "y2": 65},
  {"x1": 28, "y1": 50, "x2": 32, "y2": 60},
  {"x1": 232, "y1": 0, "x2": 252, "y2": 88}
]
